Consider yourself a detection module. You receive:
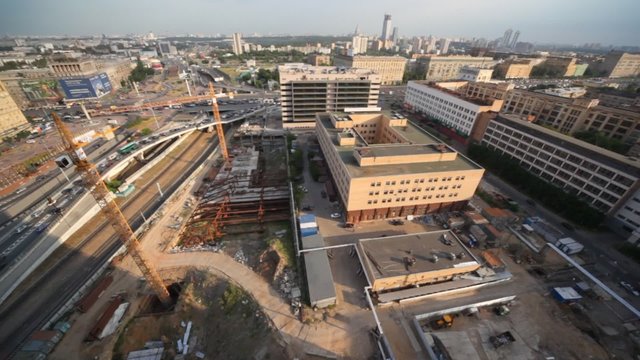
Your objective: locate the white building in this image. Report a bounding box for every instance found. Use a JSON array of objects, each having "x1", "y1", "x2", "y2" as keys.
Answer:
[
  {"x1": 404, "y1": 81, "x2": 502, "y2": 136},
  {"x1": 351, "y1": 36, "x2": 368, "y2": 55},
  {"x1": 457, "y1": 66, "x2": 493, "y2": 82},
  {"x1": 439, "y1": 38, "x2": 451, "y2": 55},
  {"x1": 381, "y1": 14, "x2": 392, "y2": 41},
  {"x1": 480, "y1": 114, "x2": 640, "y2": 215},
  {"x1": 232, "y1": 33, "x2": 243, "y2": 55}
]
